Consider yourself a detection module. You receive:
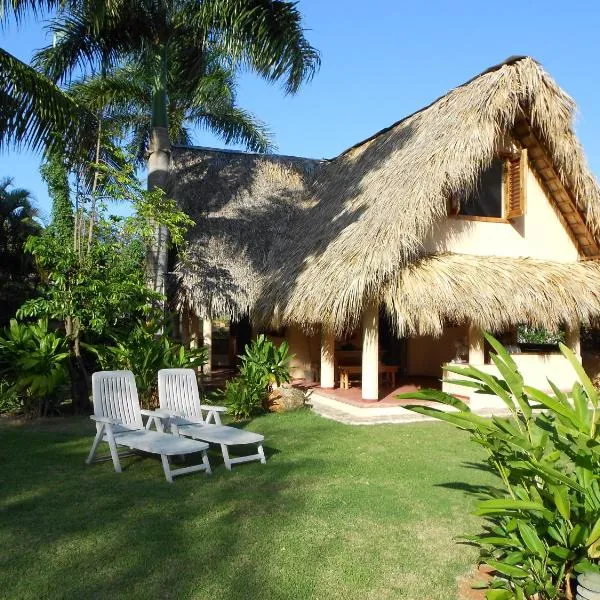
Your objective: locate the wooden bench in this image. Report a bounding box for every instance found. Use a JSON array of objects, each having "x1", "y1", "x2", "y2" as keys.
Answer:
[{"x1": 338, "y1": 364, "x2": 400, "y2": 390}]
